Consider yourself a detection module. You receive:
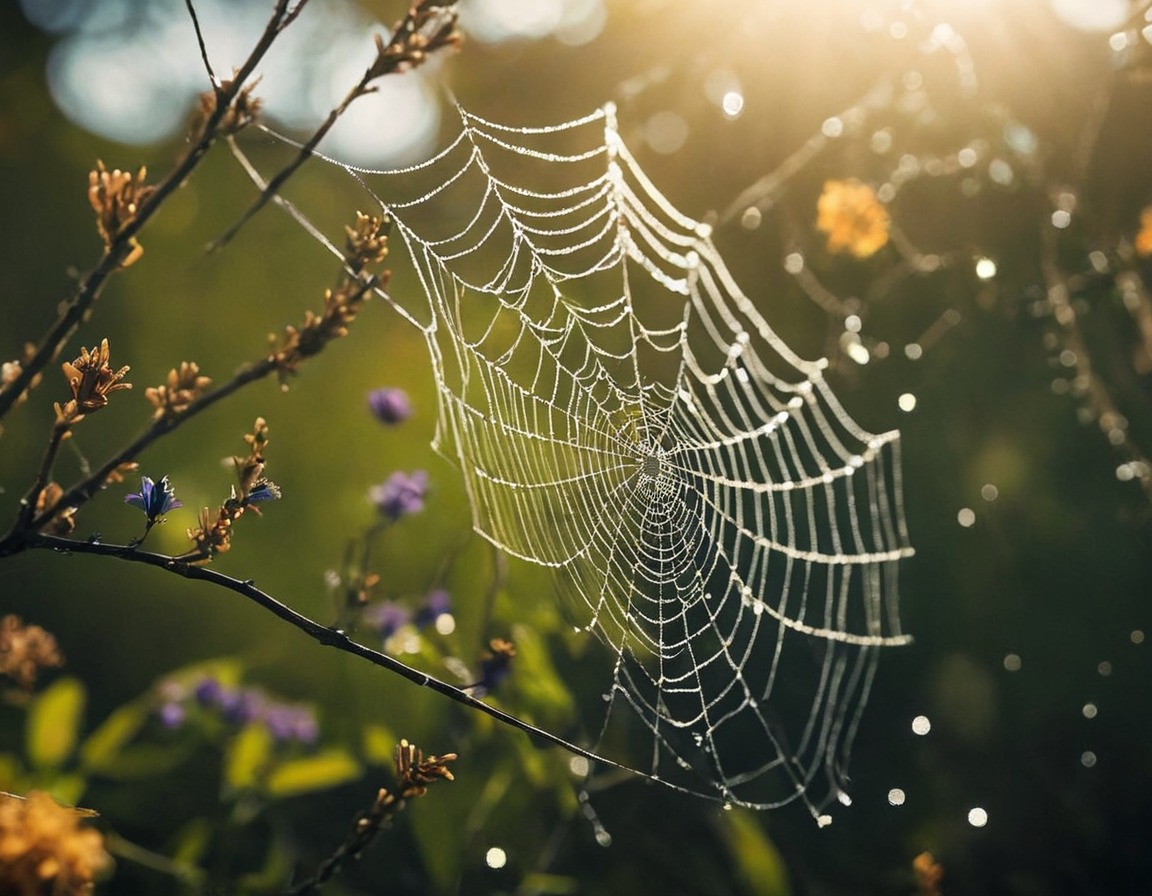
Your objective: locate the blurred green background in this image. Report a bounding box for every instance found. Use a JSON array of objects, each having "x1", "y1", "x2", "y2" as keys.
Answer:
[{"x1": 3, "y1": 0, "x2": 1152, "y2": 894}]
